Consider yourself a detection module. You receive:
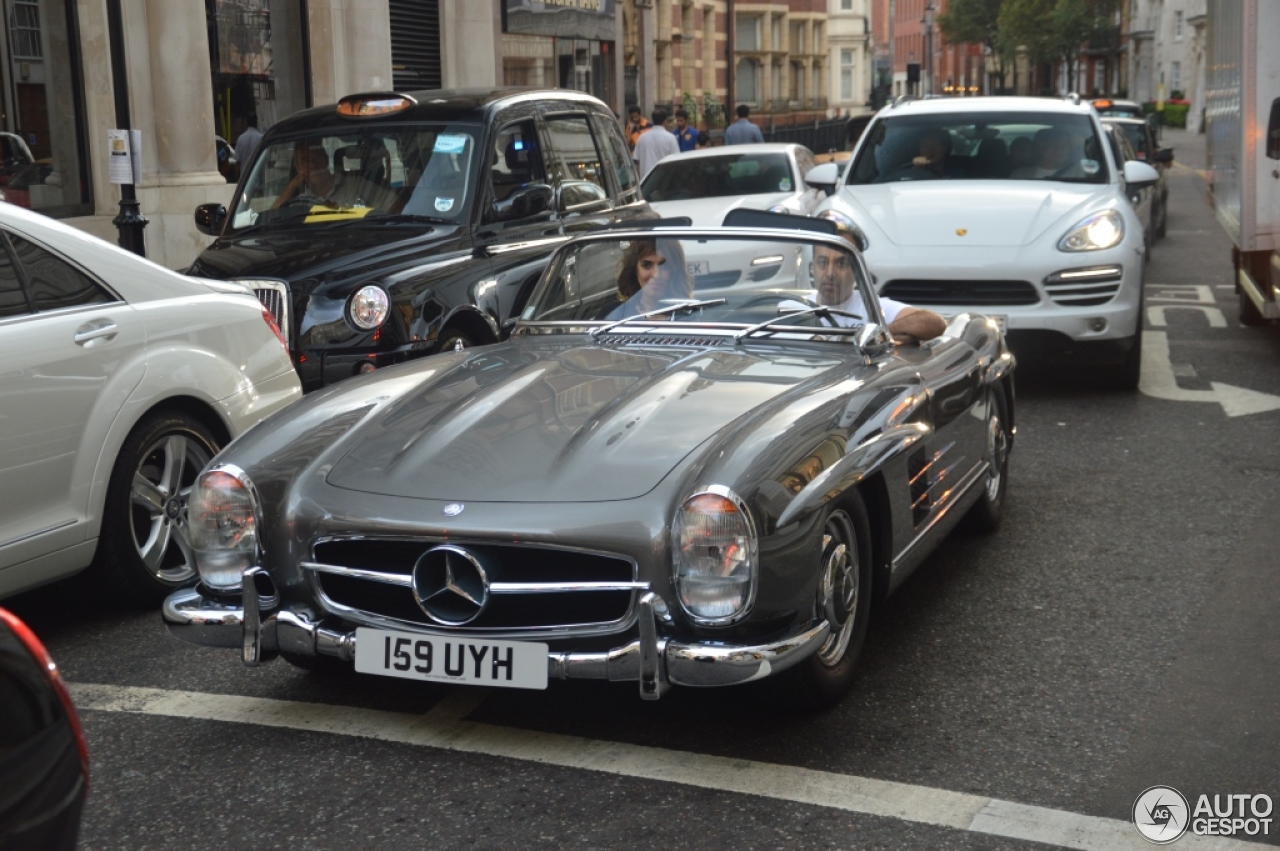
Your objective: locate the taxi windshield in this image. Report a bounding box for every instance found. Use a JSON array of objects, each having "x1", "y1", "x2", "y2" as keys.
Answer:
[
  {"x1": 228, "y1": 124, "x2": 480, "y2": 231},
  {"x1": 520, "y1": 233, "x2": 884, "y2": 338}
]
